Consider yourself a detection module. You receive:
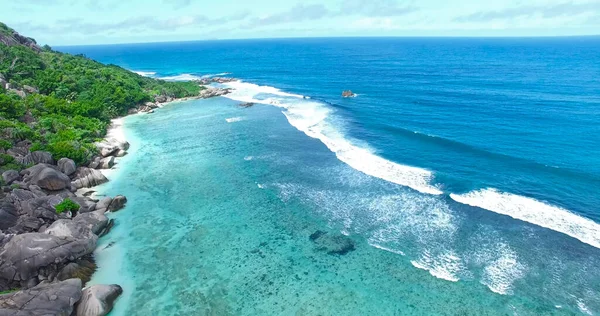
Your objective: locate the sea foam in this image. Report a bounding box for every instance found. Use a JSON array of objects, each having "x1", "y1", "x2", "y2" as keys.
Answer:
[
  {"x1": 222, "y1": 81, "x2": 442, "y2": 195},
  {"x1": 450, "y1": 189, "x2": 600, "y2": 249},
  {"x1": 159, "y1": 73, "x2": 203, "y2": 81},
  {"x1": 132, "y1": 70, "x2": 156, "y2": 77},
  {"x1": 225, "y1": 116, "x2": 245, "y2": 123}
]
